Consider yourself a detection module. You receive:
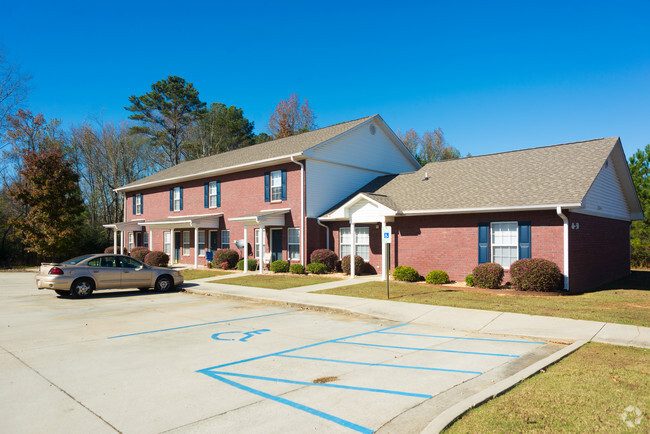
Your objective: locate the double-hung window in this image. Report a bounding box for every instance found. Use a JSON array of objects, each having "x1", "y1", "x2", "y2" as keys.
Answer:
[
  {"x1": 182, "y1": 231, "x2": 190, "y2": 256},
  {"x1": 198, "y1": 231, "x2": 206, "y2": 256},
  {"x1": 221, "y1": 230, "x2": 230, "y2": 249},
  {"x1": 288, "y1": 228, "x2": 300, "y2": 261},
  {"x1": 265, "y1": 170, "x2": 286, "y2": 202},
  {"x1": 254, "y1": 228, "x2": 261, "y2": 258},
  {"x1": 143, "y1": 231, "x2": 149, "y2": 249},
  {"x1": 163, "y1": 232, "x2": 171, "y2": 254},
  {"x1": 172, "y1": 187, "x2": 182, "y2": 211},
  {"x1": 491, "y1": 222, "x2": 518, "y2": 269},
  {"x1": 135, "y1": 194, "x2": 142, "y2": 215},
  {"x1": 128, "y1": 233, "x2": 134, "y2": 251},
  {"x1": 271, "y1": 171, "x2": 282, "y2": 201},
  {"x1": 340, "y1": 227, "x2": 369, "y2": 261},
  {"x1": 209, "y1": 181, "x2": 218, "y2": 208}
]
